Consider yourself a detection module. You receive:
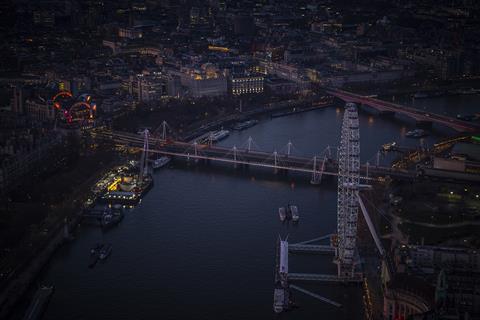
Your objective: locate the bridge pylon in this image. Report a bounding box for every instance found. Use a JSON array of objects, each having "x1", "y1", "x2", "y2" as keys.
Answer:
[
  {"x1": 310, "y1": 155, "x2": 327, "y2": 185},
  {"x1": 138, "y1": 129, "x2": 150, "y2": 183}
]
